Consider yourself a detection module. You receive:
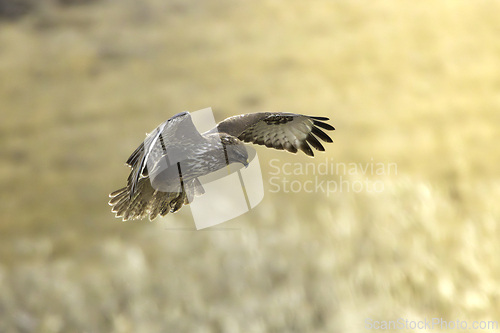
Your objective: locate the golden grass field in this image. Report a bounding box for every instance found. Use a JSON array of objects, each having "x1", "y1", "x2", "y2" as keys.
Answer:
[{"x1": 1, "y1": 0, "x2": 500, "y2": 332}]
